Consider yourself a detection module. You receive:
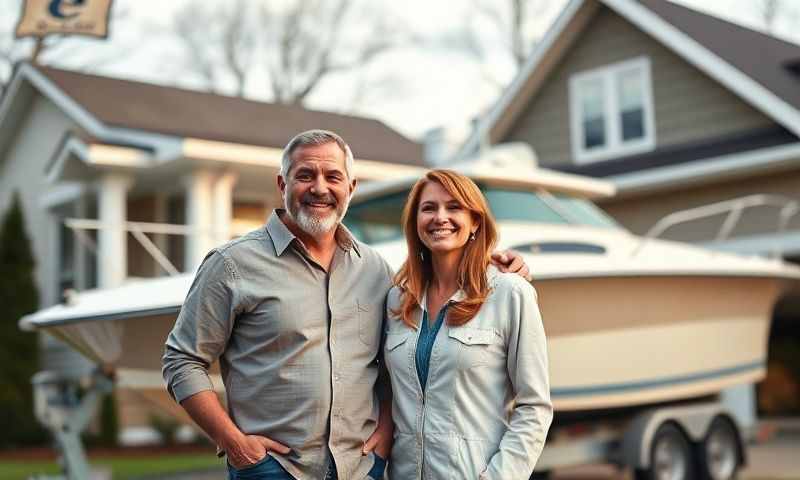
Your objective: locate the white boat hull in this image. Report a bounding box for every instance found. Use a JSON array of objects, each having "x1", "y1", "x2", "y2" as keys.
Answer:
[
  {"x1": 31, "y1": 273, "x2": 786, "y2": 416},
  {"x1": 537, "y1": 275, "x2": 782, "y2": 411}
]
